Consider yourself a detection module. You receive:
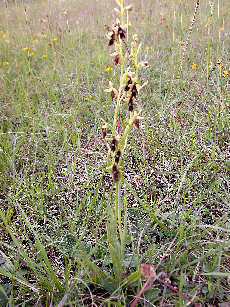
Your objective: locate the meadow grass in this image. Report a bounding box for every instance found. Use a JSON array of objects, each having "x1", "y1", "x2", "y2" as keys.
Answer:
[{"x1": 0, "y1": 0, "x2": 230, "y2": 306}]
